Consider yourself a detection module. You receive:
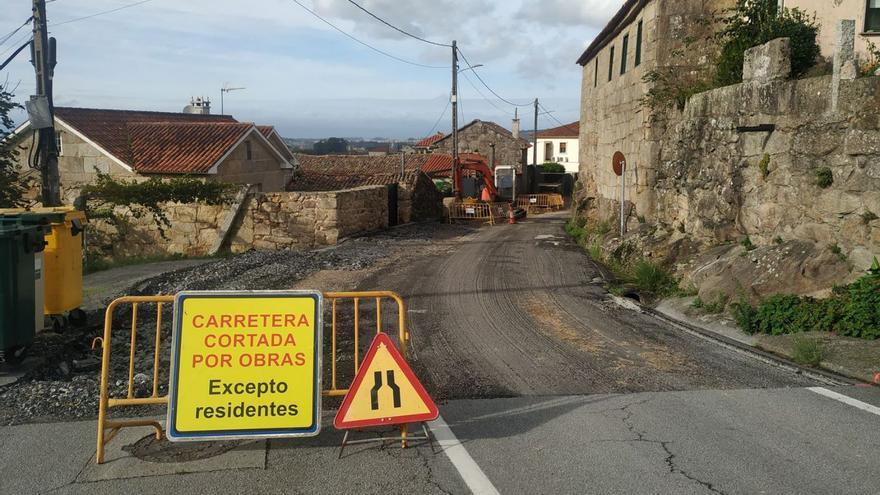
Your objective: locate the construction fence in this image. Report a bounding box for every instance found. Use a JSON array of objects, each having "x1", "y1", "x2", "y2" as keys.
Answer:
[
  {"x1": 93, "y1": 291, "x2": 408, "y2": 463},
  {"x1": 514, "y1": 193, "x2": 564, "y2": 214}
]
